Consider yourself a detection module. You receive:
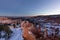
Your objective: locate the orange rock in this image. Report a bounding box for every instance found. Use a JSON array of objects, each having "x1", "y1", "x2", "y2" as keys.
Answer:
[{"x1": 21, "y1": 21, "x2": 36, "y2": 40}]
